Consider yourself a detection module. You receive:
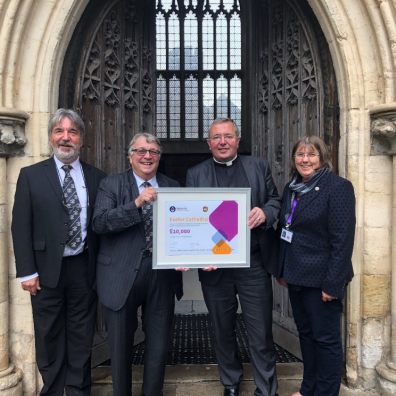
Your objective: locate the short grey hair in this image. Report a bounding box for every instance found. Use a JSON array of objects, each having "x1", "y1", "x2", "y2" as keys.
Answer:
[
  {"x1": 208, "y1": 118, "x2": 240, "y2": 138},
  {"x1": 48, "y1": 108, "x2": 85, "y2": 138},
  {"x1": 127, "y1": 133, "x2": 162, "y2": 156}
]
